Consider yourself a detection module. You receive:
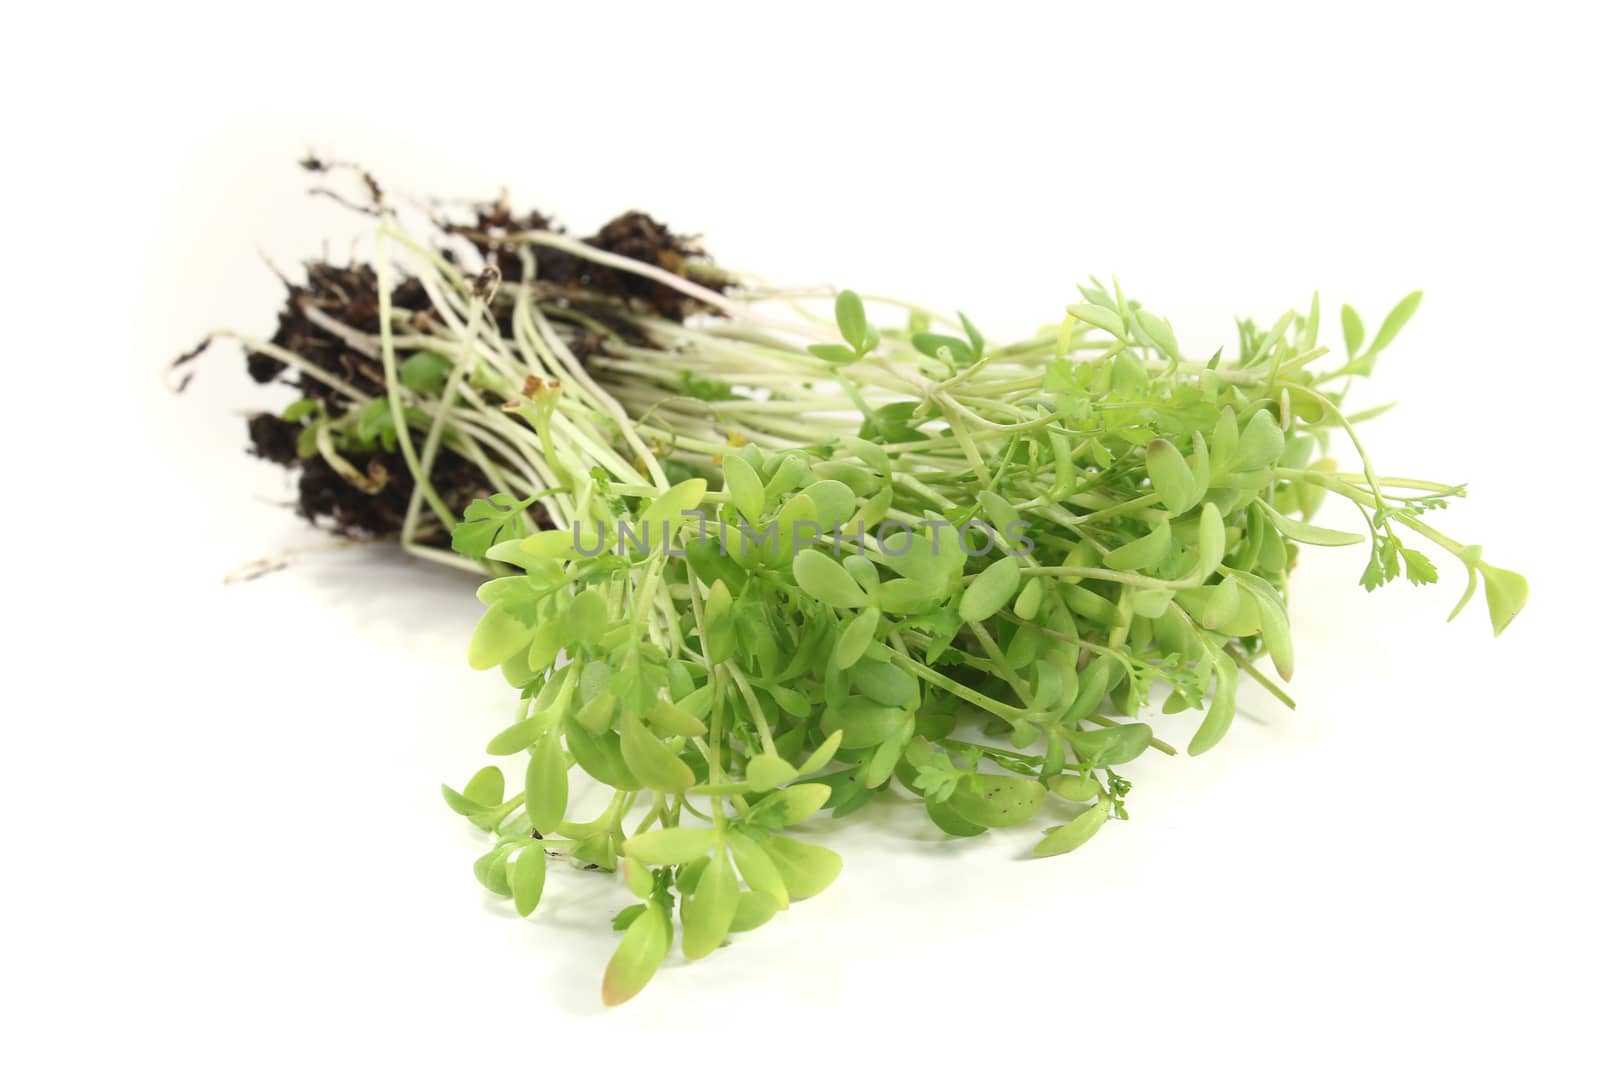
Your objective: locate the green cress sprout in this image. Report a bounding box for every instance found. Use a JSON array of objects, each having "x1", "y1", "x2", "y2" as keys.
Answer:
[
  {"x1": 203, "y1": 188, "x2": 1525, "y2": 1004},
  {"x1": 433, "y1": 249, "x2": 1524, "y2": 1002}
]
